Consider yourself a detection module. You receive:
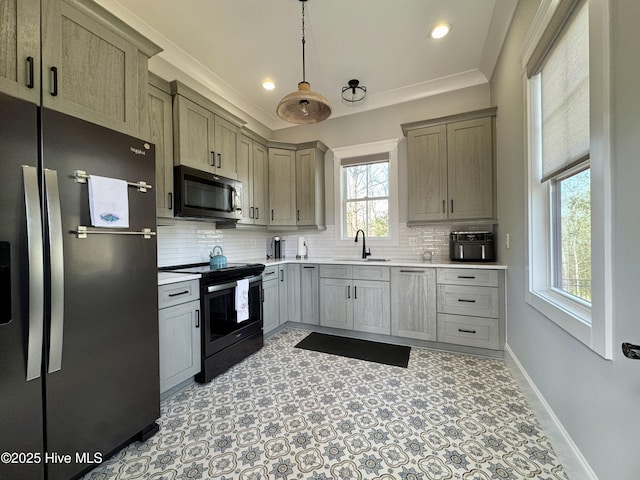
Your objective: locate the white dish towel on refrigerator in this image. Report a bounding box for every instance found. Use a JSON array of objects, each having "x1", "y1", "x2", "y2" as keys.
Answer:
[
  {"x1": 88, "y1": 175, "x2": 129, "y2": 228},
  {"x1": 235, "y1": 279, "x2": 249, "y2": 322}
]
